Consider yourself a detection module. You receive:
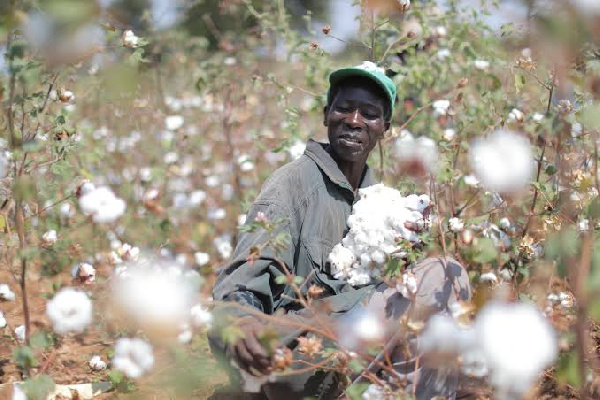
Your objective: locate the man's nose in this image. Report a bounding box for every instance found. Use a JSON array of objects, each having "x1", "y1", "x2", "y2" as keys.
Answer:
[{"x1": 345, "y1": 109, "x2": 362, "y2": 128}]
